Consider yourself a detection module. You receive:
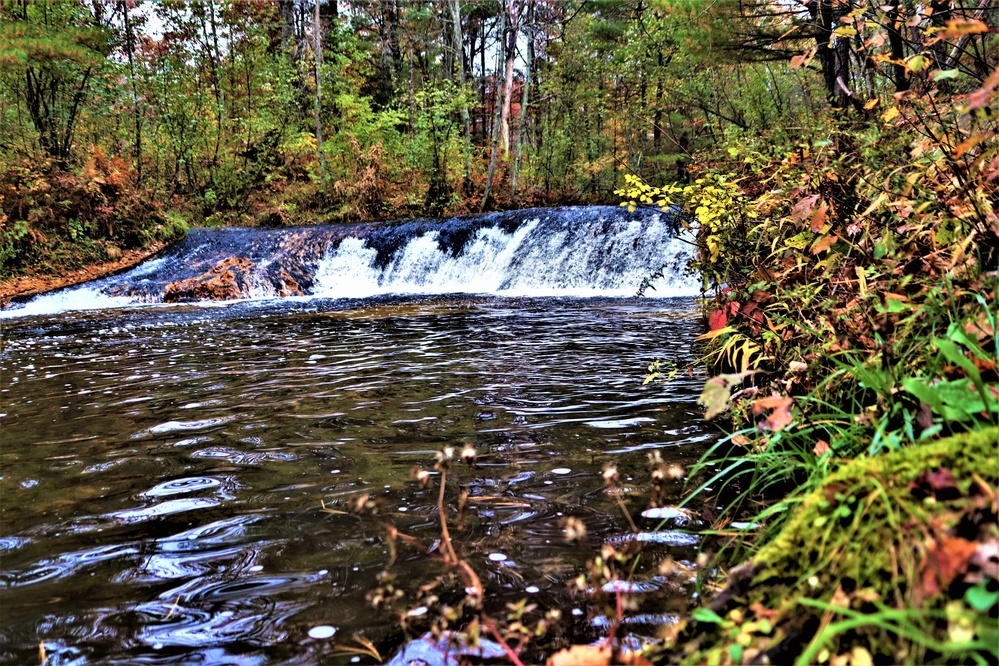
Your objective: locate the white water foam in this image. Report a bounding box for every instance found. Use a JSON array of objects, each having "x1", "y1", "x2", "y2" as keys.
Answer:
[
  {"x1": 2, "y1": 208, "x2": 700, "y2": 318},
  {"x1": 2, "y1": 287, "x2": 136, "y2": 318},
  {"x1": 313, "y1": 215, "x2": 699, "y2": 299}
]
